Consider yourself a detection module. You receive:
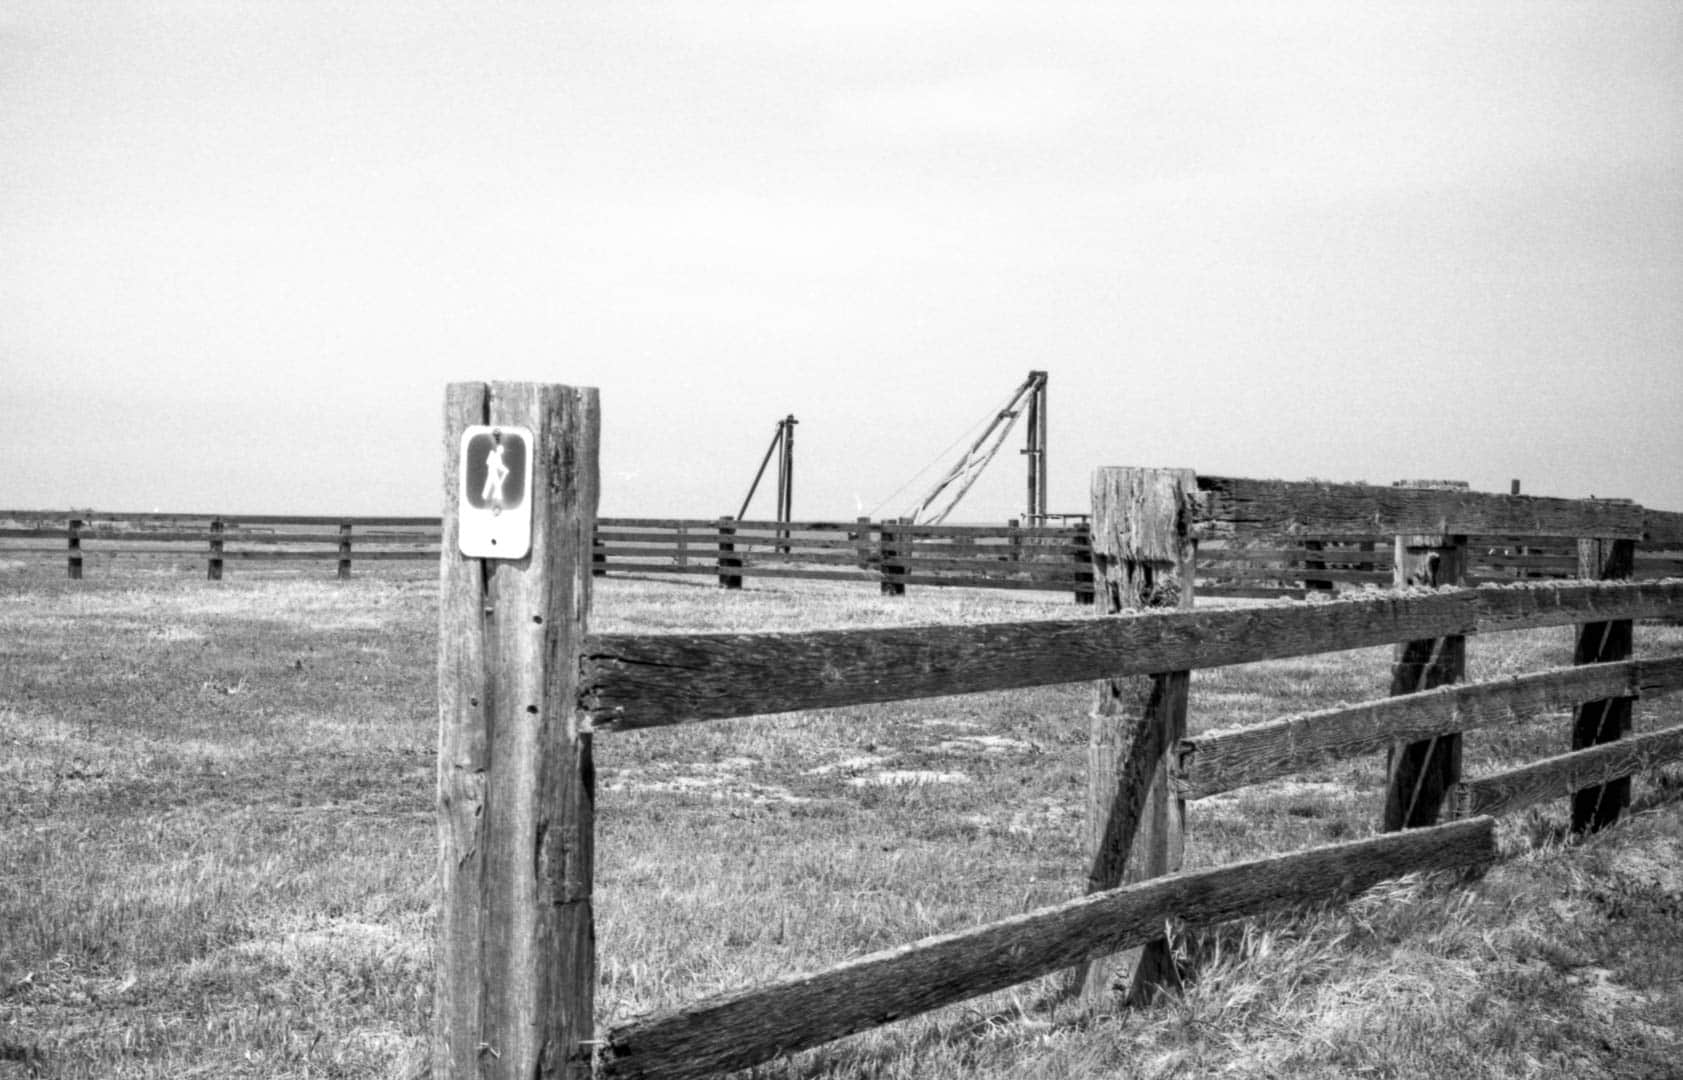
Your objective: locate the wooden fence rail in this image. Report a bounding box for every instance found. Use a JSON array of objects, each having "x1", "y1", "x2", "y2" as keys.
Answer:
[
  {"x1": 599, "y1": 818, "x2": 1496, "y2": 1080},
  {"x1": 431, "y1": 383, "x2": 1683, "y2": 1080}
]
